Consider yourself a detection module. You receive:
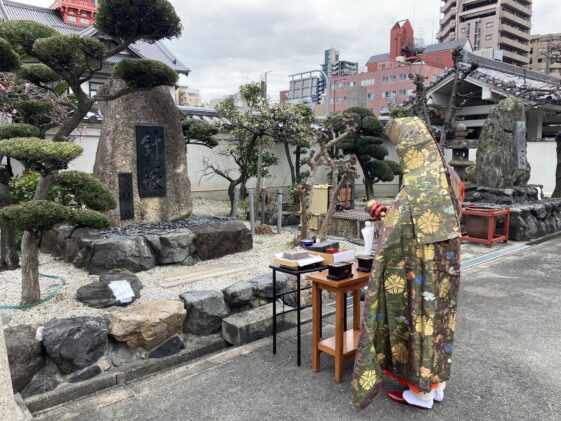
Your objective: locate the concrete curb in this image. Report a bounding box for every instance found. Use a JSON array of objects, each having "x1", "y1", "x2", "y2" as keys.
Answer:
[
  {"x1": 526, "y1": 230, "x2": 561, "y2": 246},
  {"x1": 24, "y1": 306, "x2": 337, "y2": 415}
]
